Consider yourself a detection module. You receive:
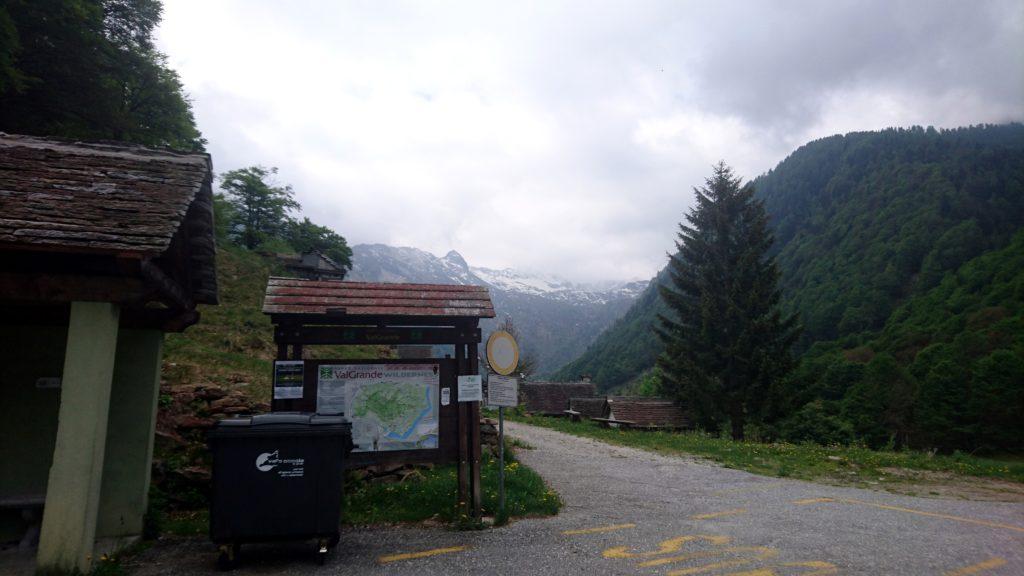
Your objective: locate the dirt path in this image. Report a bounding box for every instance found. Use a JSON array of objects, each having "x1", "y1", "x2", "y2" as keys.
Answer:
[{"x1": 125, "y1": 421, "x2": 1024, "y2": 575}]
